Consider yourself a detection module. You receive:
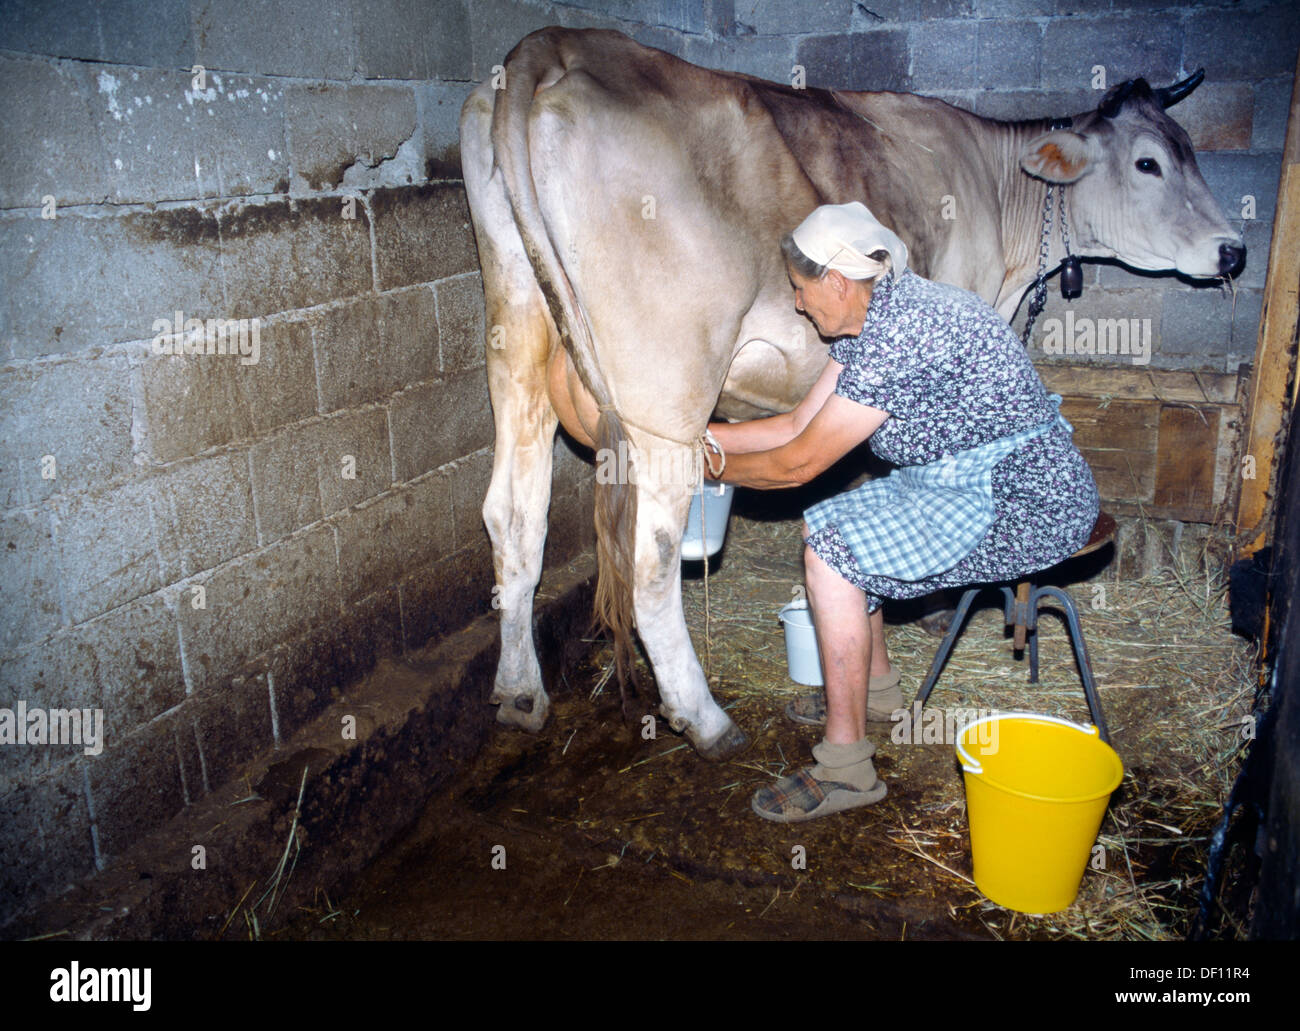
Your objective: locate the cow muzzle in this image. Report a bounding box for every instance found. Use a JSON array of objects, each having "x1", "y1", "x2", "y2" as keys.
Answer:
[{"x1": 1218, "y1": 242, "x2": 1246, "y2": 278}]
